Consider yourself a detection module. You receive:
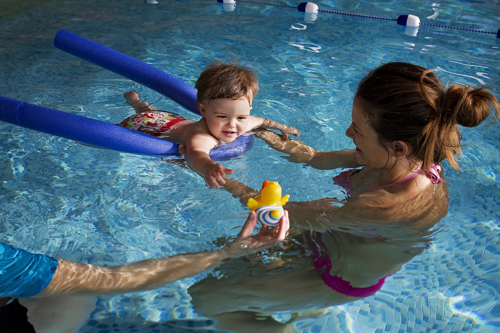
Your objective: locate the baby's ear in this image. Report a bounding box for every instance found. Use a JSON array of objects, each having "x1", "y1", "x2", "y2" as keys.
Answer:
[
  {"x1": 178, "y1": 144, "x2": 186, "y2": 156},
  {"x1": 197, "y1": 102, "x2": 206, "y2": 116}
]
